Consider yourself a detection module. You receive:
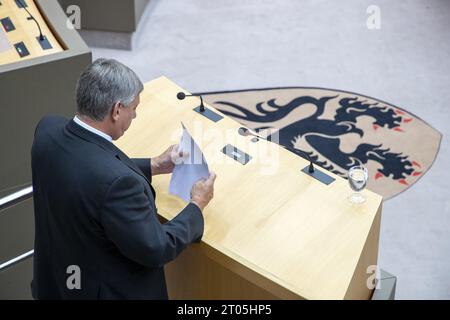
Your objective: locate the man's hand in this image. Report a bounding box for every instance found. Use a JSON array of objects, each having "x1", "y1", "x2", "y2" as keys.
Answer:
[
  {"x1": 190, "y1": 172, "x2": 217, "y2": 211},
  {"x1": 151, "y1": 144, "x2": 186, "y2": 176}
]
